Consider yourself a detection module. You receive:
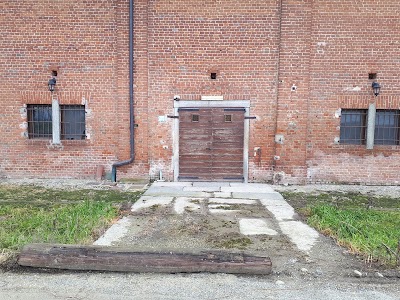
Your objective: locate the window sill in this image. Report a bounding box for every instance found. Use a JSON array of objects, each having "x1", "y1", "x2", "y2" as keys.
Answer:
[
  {"x1": 334, "y1": 144, "x2": 400, "y2": 151},
  {"x1": 59, "y1": 139, "x2": 90, "y2": 146},
  {"x1": 334, "y1": 144, "x2": 366, "y2": 148},
  {"x1": 26, "y1": 139, "x2": 90, "y2": 148}
]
